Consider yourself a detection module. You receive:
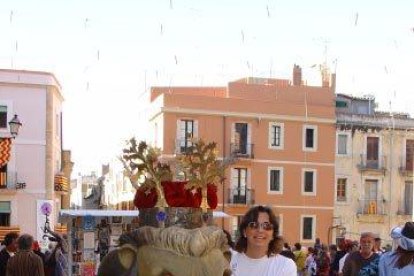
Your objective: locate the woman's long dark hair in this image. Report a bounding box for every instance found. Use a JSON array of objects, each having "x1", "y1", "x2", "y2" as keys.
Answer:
[
  {"x1": 235, "y1": 205, "x2": 279, "y2": 257},
  {"x1": 393, "y1": 246, "x2": 414, "y2": 268}
]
